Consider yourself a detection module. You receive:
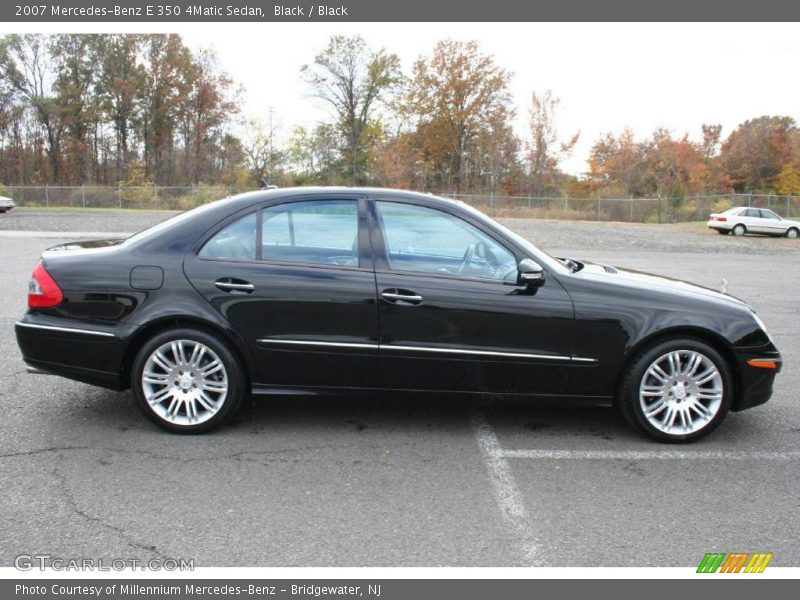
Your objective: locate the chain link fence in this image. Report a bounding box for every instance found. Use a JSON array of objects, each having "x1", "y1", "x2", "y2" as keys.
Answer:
[
  {"x1": 2, "y1": 184, "x2": 235, "y2": 211},
  {"x1": 3, "y1": 185, "x2": 799, "y2": 223},
  {"x1": 439, "y1": 192, "x2": 800, "y2": 223}
]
